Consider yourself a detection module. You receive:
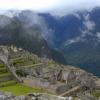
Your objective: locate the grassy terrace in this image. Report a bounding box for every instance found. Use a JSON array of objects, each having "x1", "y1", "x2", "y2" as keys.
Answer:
[
  {"x1": 0, "y1": 80, "x2": 17, "y2": 87},
  {"x1": 0, "y1": 83, "x2": 49, "y2": 96},
  {"x1": 0, "y1": 73, "x2": 11, "y2": 78},
  {"x1": 17, "y1": 63, "x2": 44, "y2": 69},
  {"x1": 0, "y1": 54, "x2": 55, "y2": 96},
  {"x1": 0, "y1": 61, "x2": 50, "y2": 96}
]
